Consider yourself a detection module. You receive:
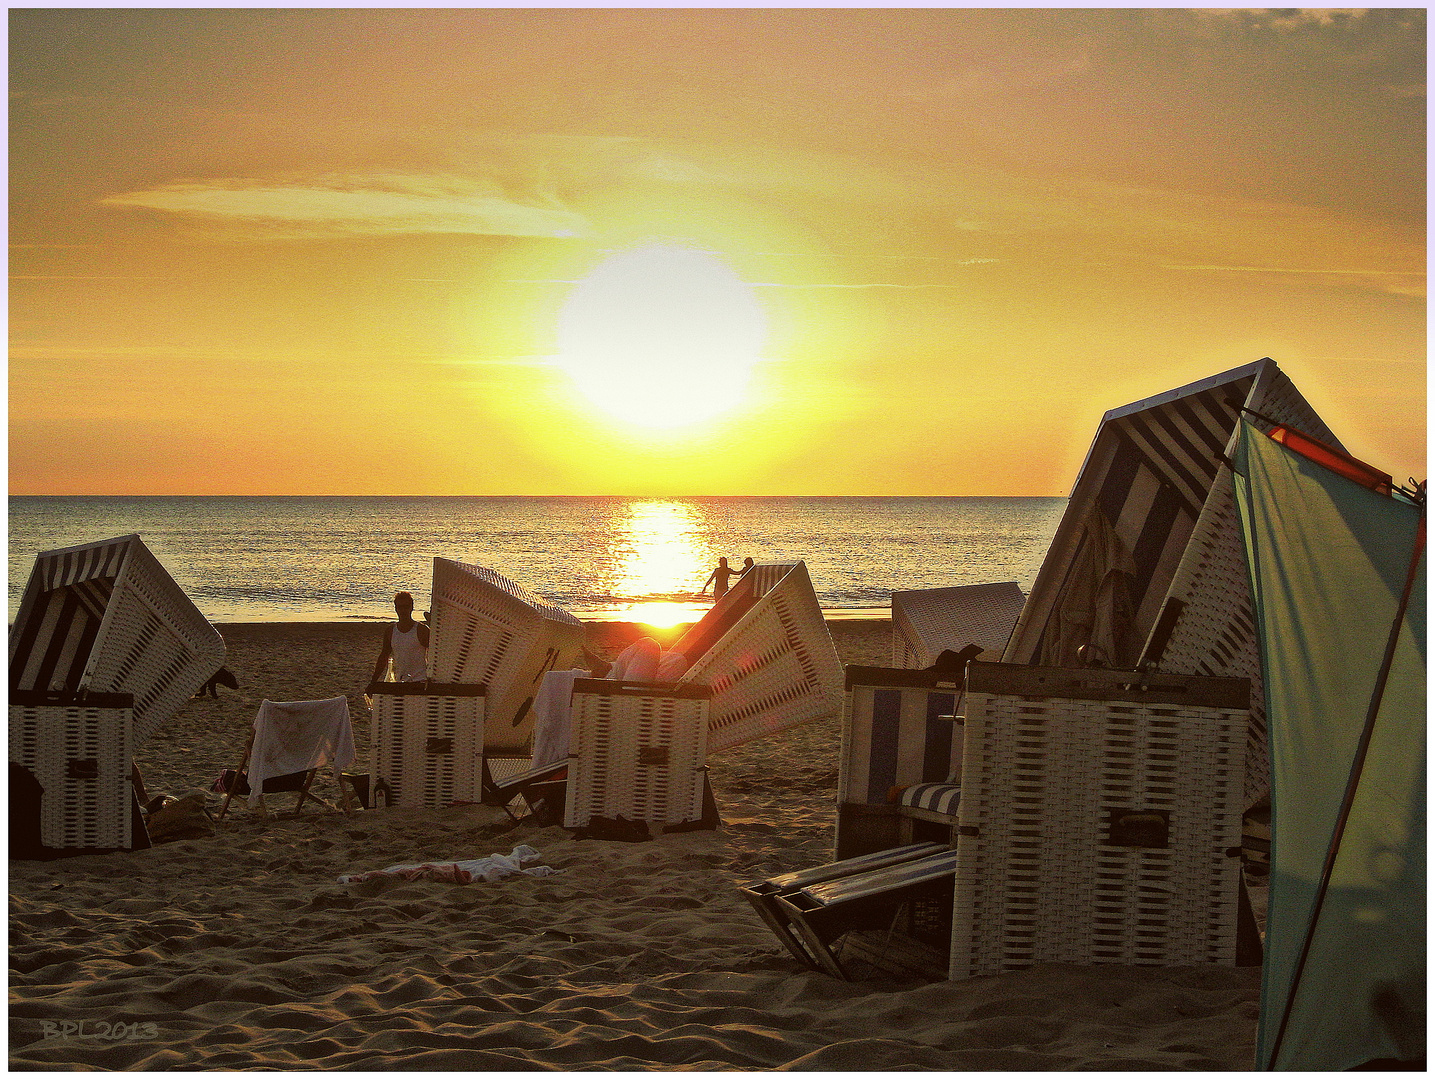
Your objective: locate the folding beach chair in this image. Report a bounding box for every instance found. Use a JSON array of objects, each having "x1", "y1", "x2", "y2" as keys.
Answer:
[
  {"x1": 9, "y1": 535, "x2": 225, "y2": 855},
  {"x1": 218, "y1": 697, "x2": 357, "y2": 819},
  {"x1": 740, "y1": 842, "x2": 945, "y2": 971},
  {"x1": 890, "y1": 582, "x2": 1025, "y2": 669}
]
